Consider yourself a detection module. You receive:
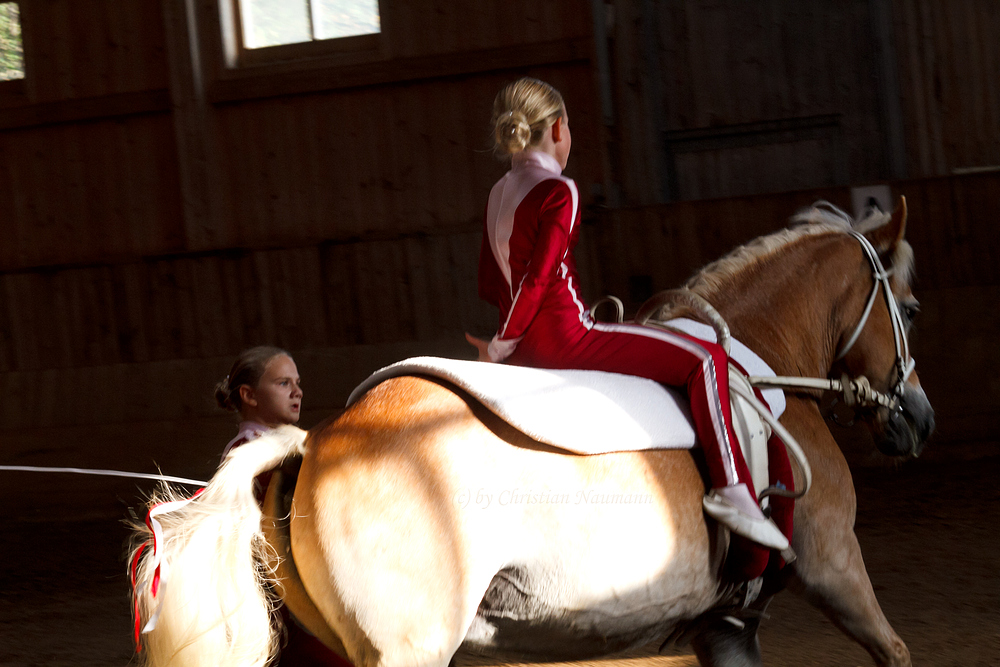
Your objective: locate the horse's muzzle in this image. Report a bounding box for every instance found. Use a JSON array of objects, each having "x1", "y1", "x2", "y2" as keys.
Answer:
[{"x1": 877, "y1": 385, "x2": 935, "y2": 457}]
